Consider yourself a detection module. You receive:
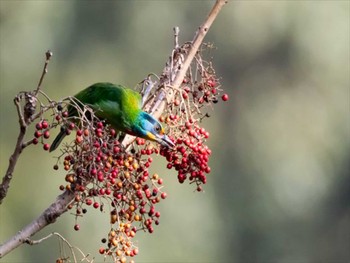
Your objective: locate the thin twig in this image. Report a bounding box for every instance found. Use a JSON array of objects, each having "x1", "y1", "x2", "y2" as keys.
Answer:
[
  {"x1": 26, "y1": 232, "x2": 94, "y2": 263},
  {"x1": 35, "y1": 50, "x2": 53, "y2": 95}
]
